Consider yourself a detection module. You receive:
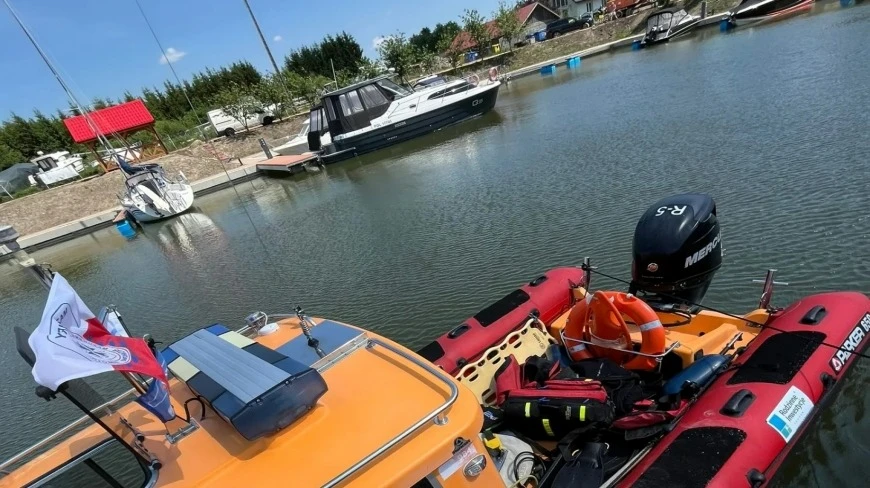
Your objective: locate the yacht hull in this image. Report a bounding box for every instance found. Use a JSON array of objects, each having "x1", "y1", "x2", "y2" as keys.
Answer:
[
  {"x1": 730, "y1": 0, "x2": 814, "y2": 25},
  {"x1": 124, "y1": 183, "x2": 194, "y2": 223},
  {"x1": 321, "y1": 83, "x2": 500, "y2": 164},
  {"x1": 643, "y1": 19, "x2": 702, "y2": 45}
]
